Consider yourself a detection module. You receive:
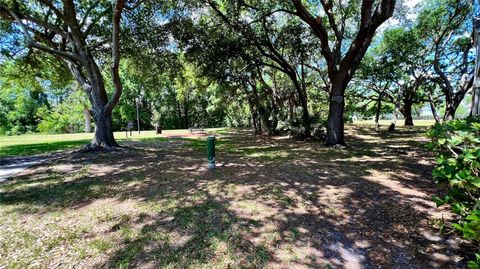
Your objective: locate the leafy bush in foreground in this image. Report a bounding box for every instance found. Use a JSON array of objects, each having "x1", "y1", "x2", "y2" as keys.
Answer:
[{"x1": 427, "y1": 117, "x2": 480, "y2": 268}]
